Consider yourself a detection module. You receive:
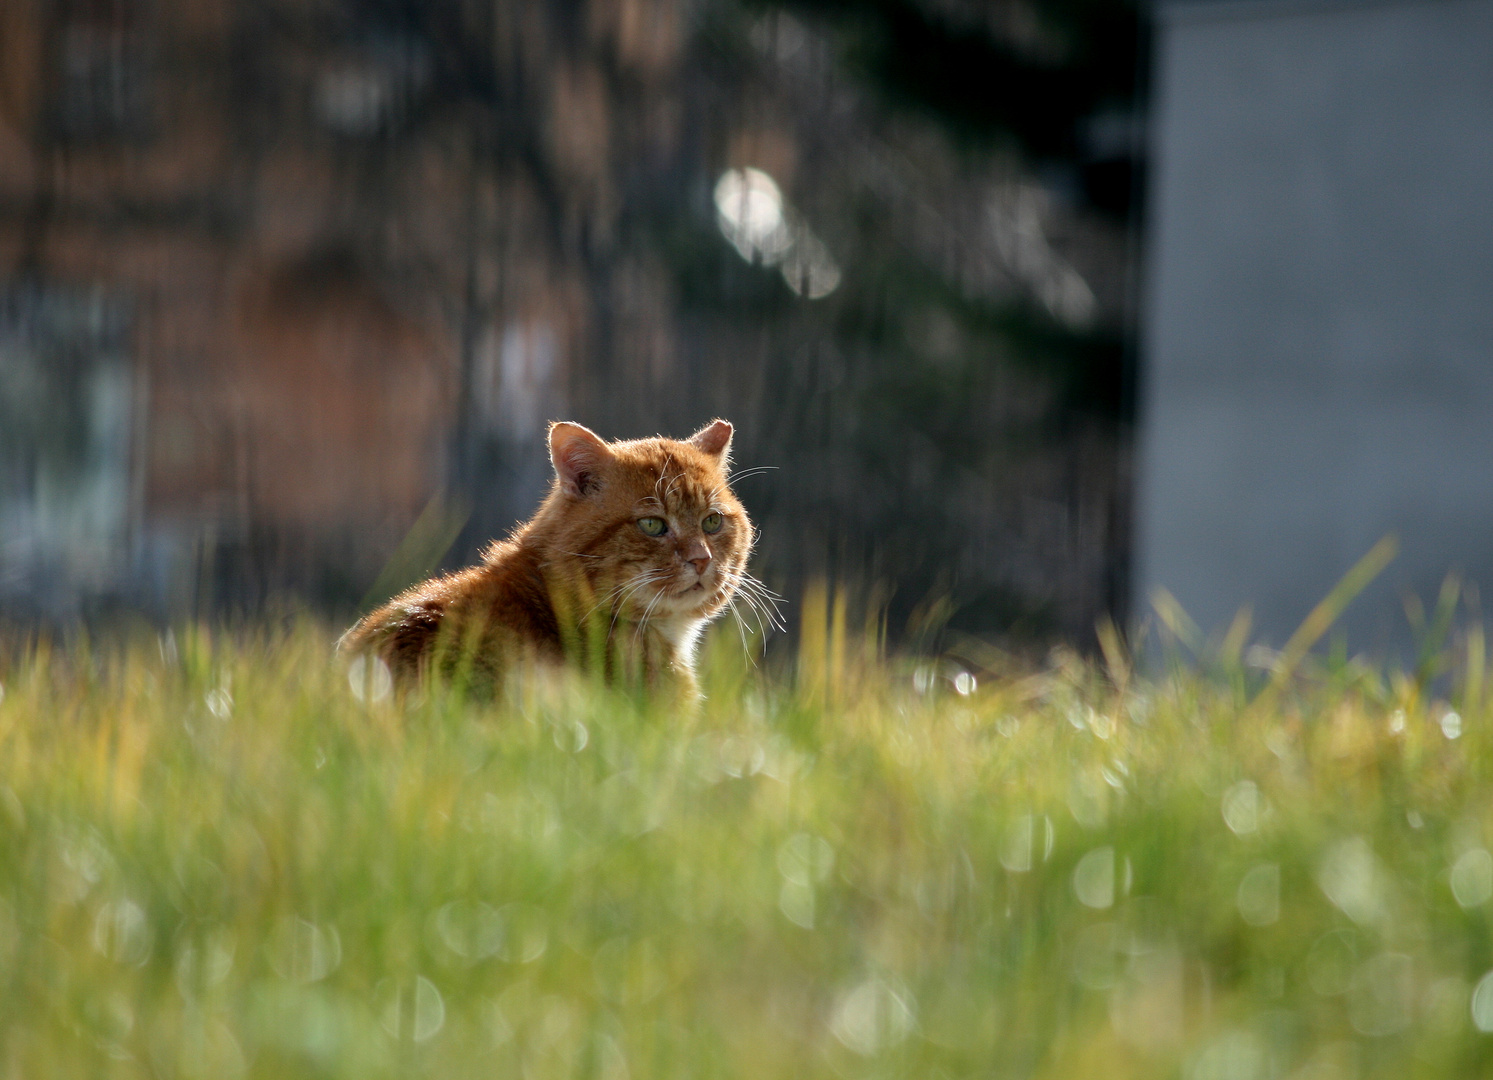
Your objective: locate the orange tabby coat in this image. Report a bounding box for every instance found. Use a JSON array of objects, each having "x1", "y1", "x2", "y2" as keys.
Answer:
[{"x1": 339, "y1": 419, "x2": 754, "y2": 697}]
